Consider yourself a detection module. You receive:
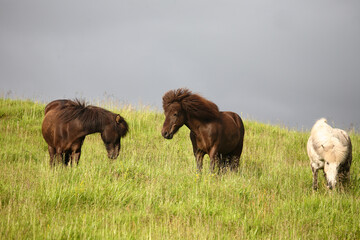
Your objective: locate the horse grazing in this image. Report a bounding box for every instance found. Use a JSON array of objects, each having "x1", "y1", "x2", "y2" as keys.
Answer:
[
  {"x1": 42, "y1": 99, "x2": 128, "y2": 166},
  {"x1": 307, "y1": 118, "x2": 352, "y2": 190},
  {"x1": 161, "y1": 88, "x2": 245, "y2": 173}
]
